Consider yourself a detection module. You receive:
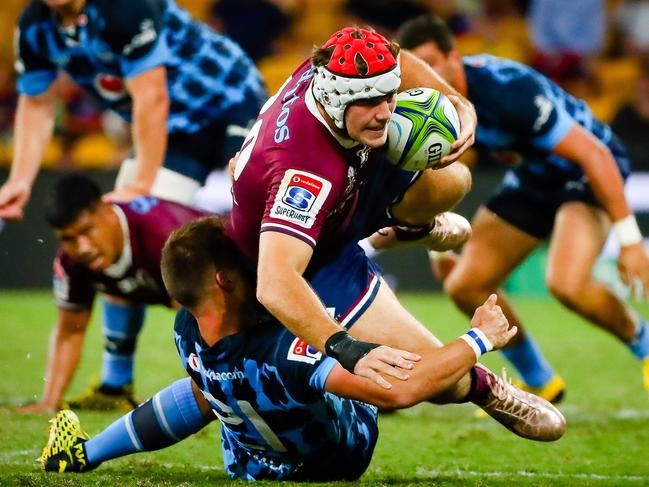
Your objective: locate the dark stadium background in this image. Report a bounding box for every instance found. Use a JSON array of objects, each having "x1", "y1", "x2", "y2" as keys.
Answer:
[{"x1": 0, "y1": 0, "x2": 648, "y2": 292}]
